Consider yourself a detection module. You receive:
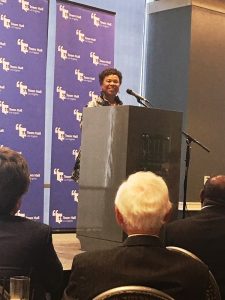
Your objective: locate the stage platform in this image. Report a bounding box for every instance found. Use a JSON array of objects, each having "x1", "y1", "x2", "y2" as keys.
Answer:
[{"x1": 52, "y1": 233, "x2": 83, "y2": 270}]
